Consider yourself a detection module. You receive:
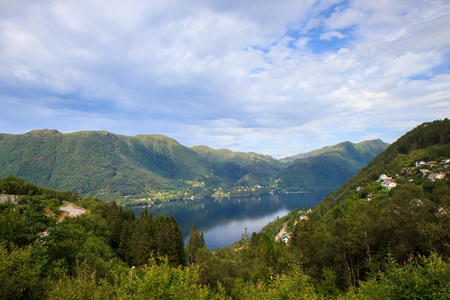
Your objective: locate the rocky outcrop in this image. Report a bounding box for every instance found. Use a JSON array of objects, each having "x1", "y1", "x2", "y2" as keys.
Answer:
[{"x1": 0, "y1": 194, "x2": 21, "y2": 204}]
